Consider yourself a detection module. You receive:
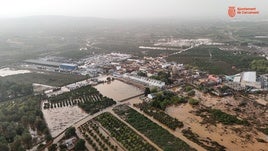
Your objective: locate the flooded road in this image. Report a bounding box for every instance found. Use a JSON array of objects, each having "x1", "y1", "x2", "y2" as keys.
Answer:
[{"x1": 0, "y1": 67, "x2": 30, "y2": 77}]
